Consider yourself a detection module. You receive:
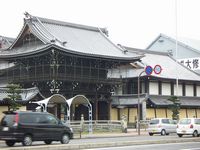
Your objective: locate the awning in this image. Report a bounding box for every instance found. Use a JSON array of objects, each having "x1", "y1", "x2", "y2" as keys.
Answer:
[
  {"x1": 148, "y1": 95, "x2": 200, "y2": 108},
  {"x1": 111, "y1": 94, "x2": 147, "y2": 108}
]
